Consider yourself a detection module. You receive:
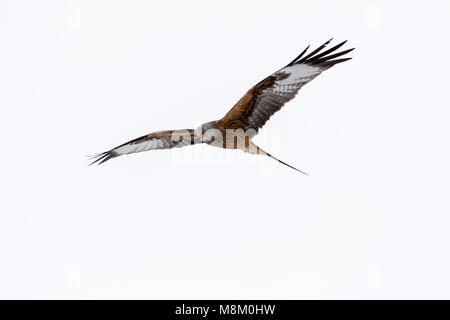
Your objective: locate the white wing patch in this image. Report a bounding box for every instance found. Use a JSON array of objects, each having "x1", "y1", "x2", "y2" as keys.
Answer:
[
  {"x1": 90, "y1": 129, "x2": 195, "y2": 165},
  {"x1": 245, "y1": 64, "x2": 323, "y2": 131},
  {"x1": 114, "y1": 137, "x2": 183, "y2": 156},
  {"x1": 115, "y1": 139, "x2": 158, "y2": 155},
  {"x1": 273, "y1": 64, "x2": 321, "y2": 92}
]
